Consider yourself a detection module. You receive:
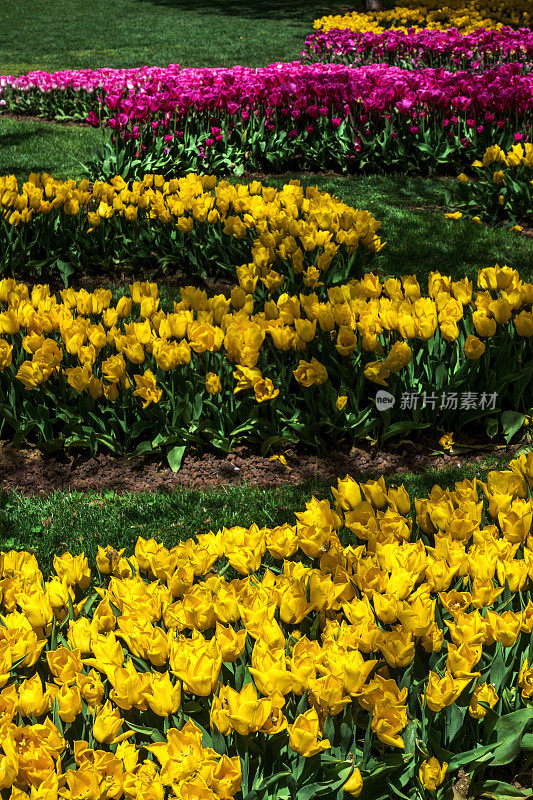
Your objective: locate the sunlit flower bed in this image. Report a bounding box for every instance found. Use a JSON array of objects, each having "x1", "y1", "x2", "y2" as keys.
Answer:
[
  {"x1": 1, "y1": 62, "x2": 531, "y2": 176},
  {"x1": 302, "y1": 27, "x2": 533, "y2": 71},
  {"x1": 313, "y1": 0, "x2": 531, "y2": 35},
  {"x1": 0, "y1": 174, "x2": 382, "y2": 285},
  {"x1": 1, "y1": 453, "x2": 533, "y2": 799},
  {"x1": 0, "y1": 262, "x2": 531, "y2": 465},
  {"x1": 448, "y1": 143, "x2": 533, "y2": 226}
]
